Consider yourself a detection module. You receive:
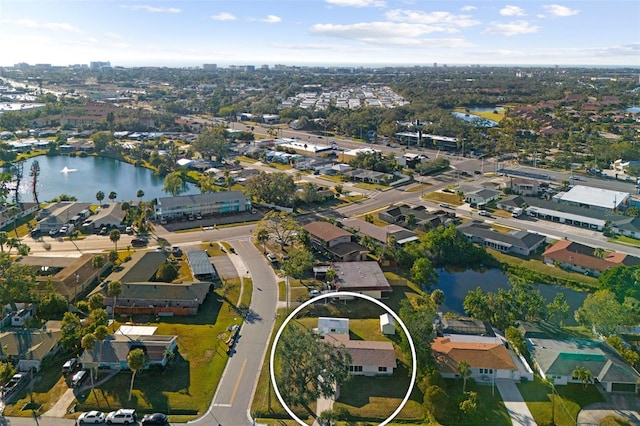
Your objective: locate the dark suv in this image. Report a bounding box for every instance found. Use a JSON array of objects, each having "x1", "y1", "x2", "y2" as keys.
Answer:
[{"x1": 131, "y1": 237, "x2": 147, "y2": 247}]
